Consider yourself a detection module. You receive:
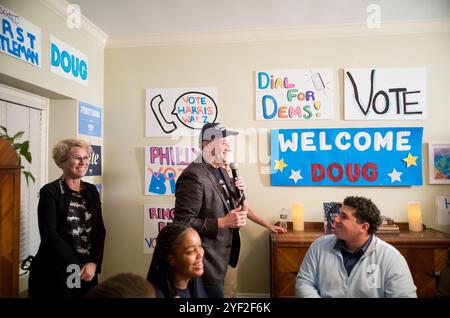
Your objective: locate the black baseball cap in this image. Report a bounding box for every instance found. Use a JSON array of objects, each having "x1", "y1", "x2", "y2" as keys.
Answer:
[{"x1": 200, "y1": 122, "x2": 238, "y2": 143}]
